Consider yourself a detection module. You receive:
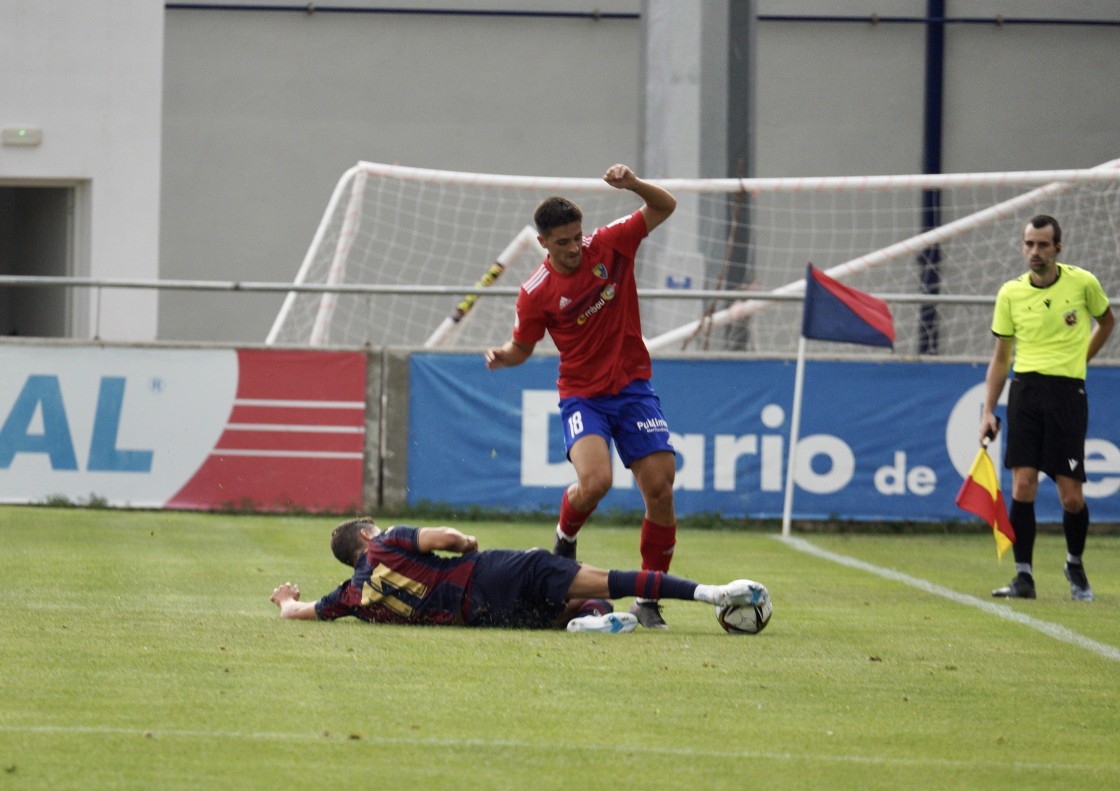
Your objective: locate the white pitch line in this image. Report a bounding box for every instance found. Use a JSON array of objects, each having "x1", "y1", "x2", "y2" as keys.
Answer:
[
  {"x1": 0, "y1": 725, "x2": 1100, "y2": 772},
  {"x1": 775, "y1": 535, "x2": 1120, "y2": 663}
]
